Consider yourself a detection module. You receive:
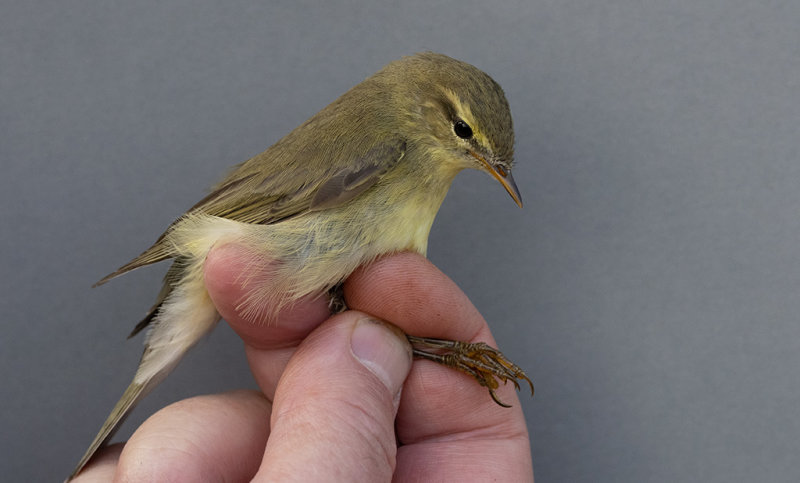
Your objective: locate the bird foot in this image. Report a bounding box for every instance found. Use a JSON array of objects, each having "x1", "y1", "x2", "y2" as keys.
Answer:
[{"x1": 406, "y1": 335, "x2": 534, "y2": 407}]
